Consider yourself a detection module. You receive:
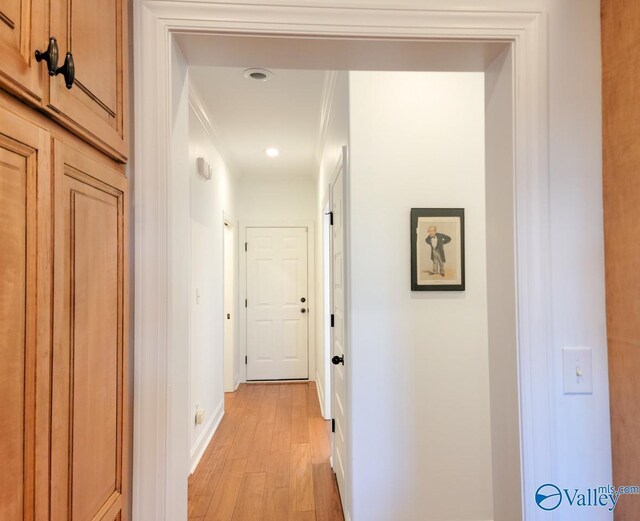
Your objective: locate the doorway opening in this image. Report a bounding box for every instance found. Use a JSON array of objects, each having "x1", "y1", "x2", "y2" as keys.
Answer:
[{"x1": 134, "y1": 8, "x2": 552, "y2": 521}]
